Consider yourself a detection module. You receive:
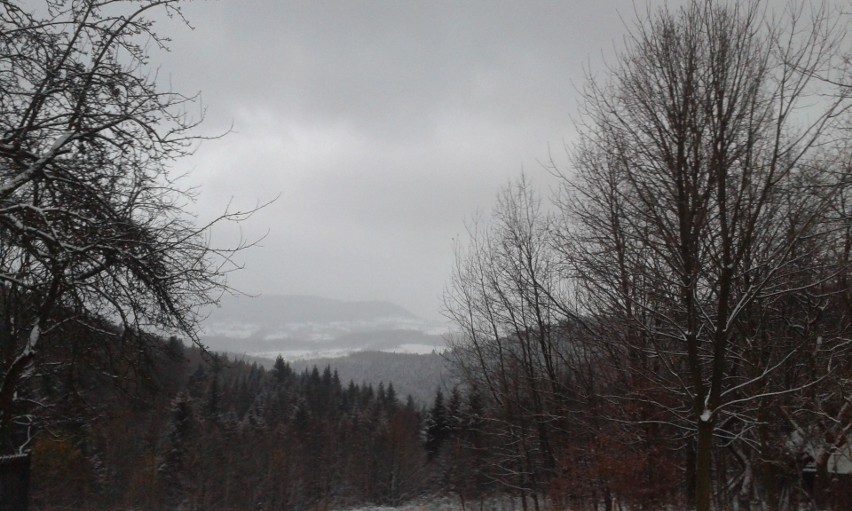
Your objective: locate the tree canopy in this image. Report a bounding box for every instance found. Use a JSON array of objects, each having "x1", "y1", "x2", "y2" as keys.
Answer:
[{"x1": 0, "y1": 0, "x2": 251, "y2": 456}]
